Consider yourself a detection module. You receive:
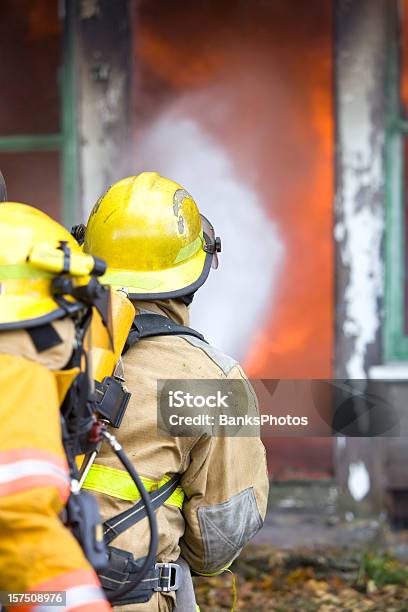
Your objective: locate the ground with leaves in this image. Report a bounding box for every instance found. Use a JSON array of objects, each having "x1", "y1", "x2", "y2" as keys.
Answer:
[
  {"x1": 193, "y1": 483, "x2": 408, "y2": 611},
  {"x1": 193, "y1": 544, "x2": 408, "y2": 611}
]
